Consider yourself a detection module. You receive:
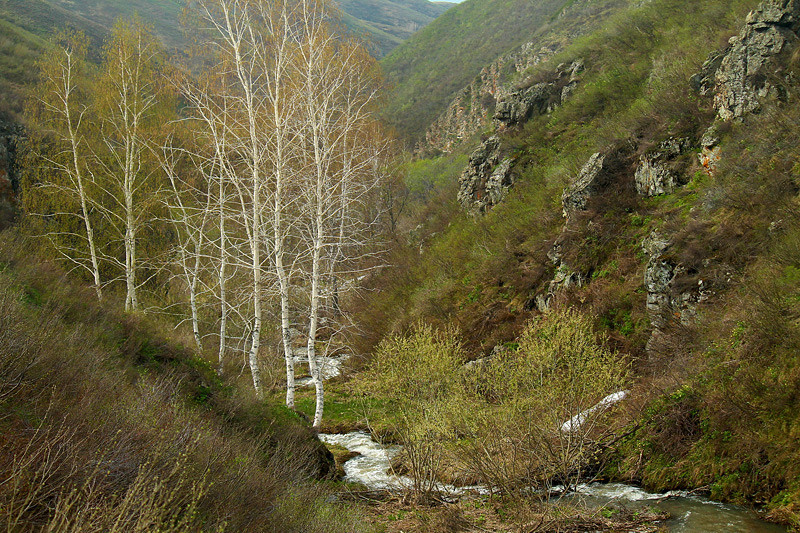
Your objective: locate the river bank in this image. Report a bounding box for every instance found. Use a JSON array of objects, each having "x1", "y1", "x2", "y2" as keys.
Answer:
[{"x1": 320, "y1": 430, "x2": 787, "y2": 532}]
